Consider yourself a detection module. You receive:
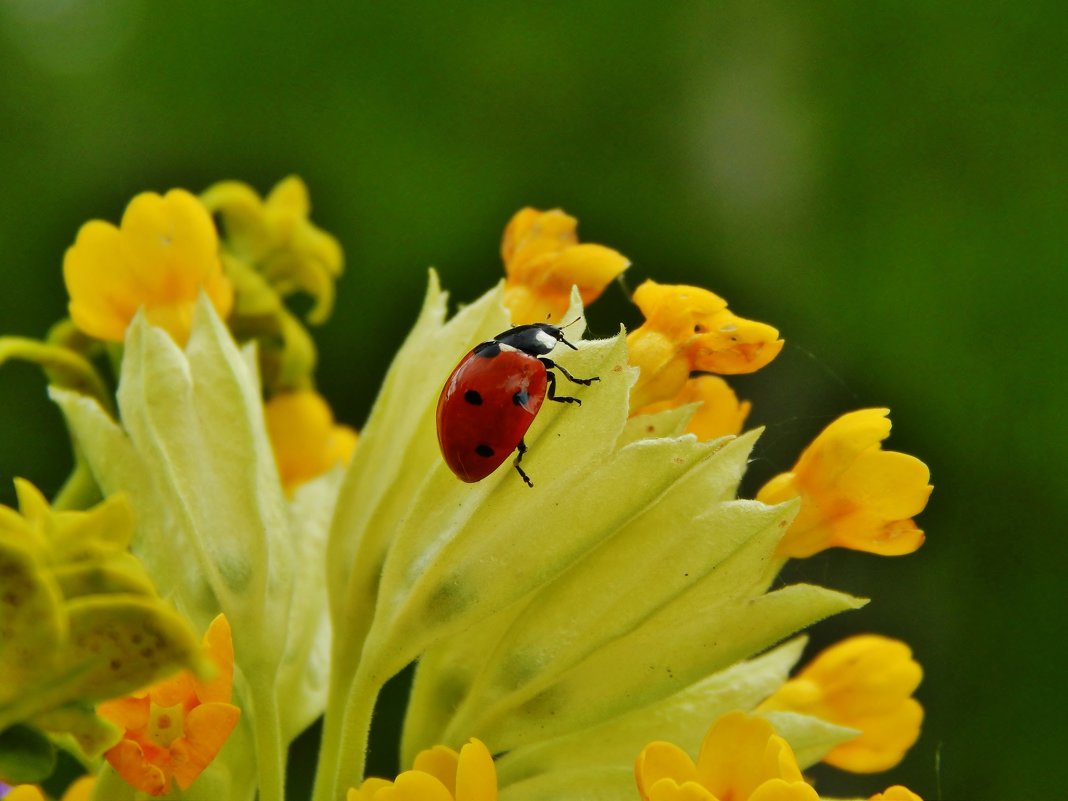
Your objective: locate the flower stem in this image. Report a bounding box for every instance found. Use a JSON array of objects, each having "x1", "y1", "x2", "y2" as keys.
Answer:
[
  {"x1": 252, "y1": 684, "x2": 287, "y2": 801},
  {"x1": 311, "y1": 667, "x2": 380, "y2": 801}
]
